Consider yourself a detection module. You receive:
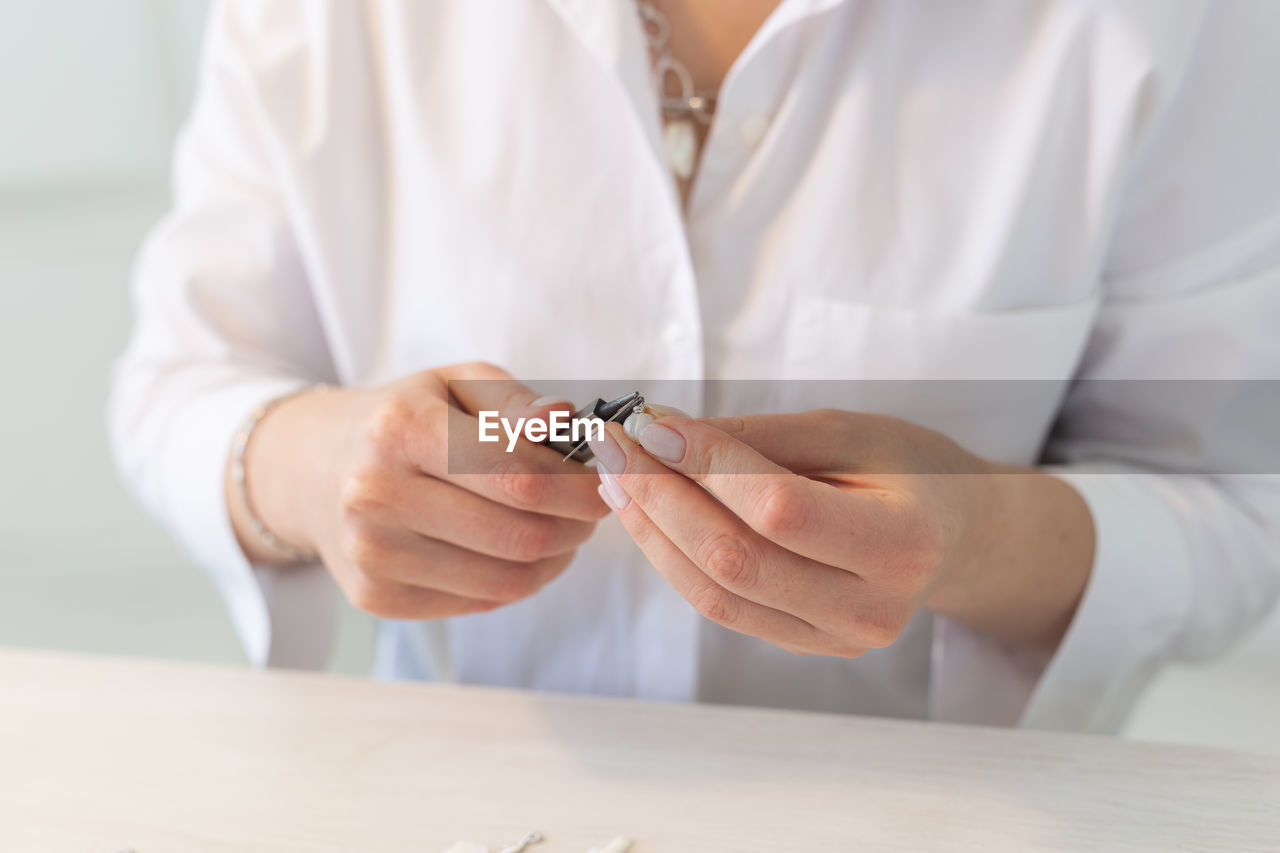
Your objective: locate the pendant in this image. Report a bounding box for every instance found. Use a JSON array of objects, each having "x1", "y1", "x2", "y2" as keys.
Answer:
[
  {"x1": 663, "y1": 118, "x2": 698, "y2": 180},
  {"x1": 623, "y1": 407, "x2": 656, "y2": 441}
]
